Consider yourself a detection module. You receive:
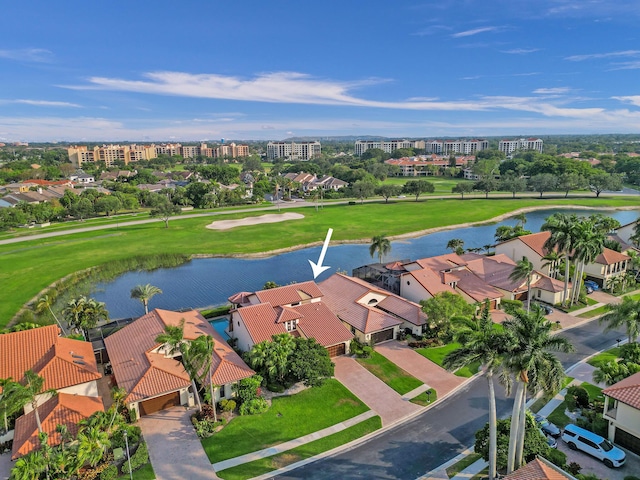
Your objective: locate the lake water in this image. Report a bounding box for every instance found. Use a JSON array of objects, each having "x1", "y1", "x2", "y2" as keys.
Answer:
[{"x1": 92, "y1": 208, "x2": 639, "y2": 319}]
